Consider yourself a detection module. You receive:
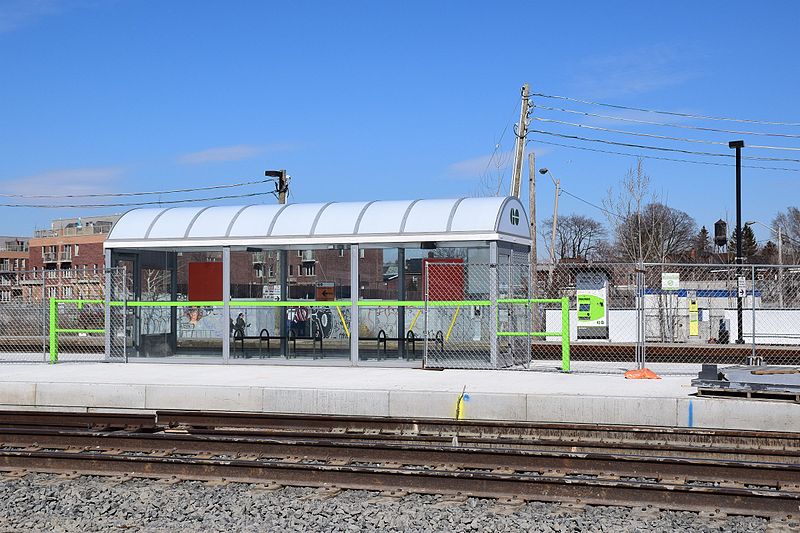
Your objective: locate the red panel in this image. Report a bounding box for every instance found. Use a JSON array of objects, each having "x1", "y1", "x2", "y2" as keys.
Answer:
[
  {"x1": 188, "y1": 262, "x2": 223, "y2": 301},
  {"x1": 422, "y1": 258, "x2": 464, "y2": 301}
]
